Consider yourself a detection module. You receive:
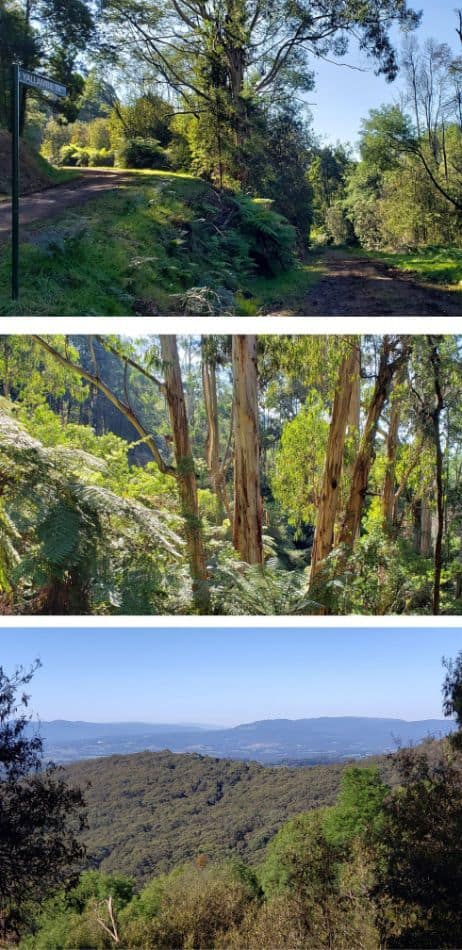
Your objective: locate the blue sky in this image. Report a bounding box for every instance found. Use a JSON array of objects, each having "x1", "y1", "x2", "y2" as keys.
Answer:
[
  {"x1": 1, "y1": 628, "x2": 460, "y2": 725},
  {"x1": 310, "y1": 0, "x2": 459, "y2": 144}
]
